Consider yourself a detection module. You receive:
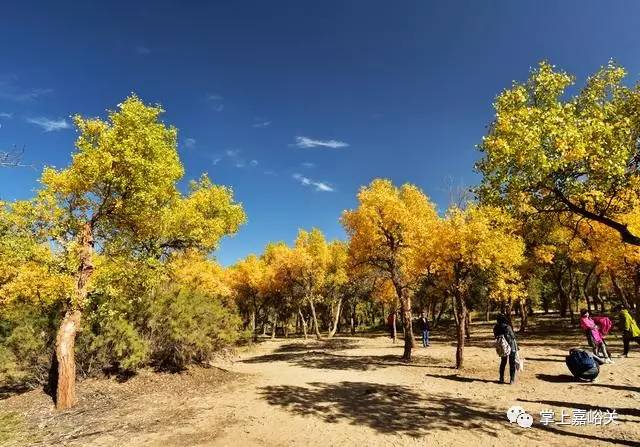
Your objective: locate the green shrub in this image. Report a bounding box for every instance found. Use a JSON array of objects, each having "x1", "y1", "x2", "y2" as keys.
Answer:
[
  {"x1": 147, "y1": 287, "x2": 245, "y2": 371},
  {"x1": 0, "y1": 303, "x2": 57, "y2": 386},
  {"x1": 76, "y1": 296, "x2": 150, "y2": 377}
]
